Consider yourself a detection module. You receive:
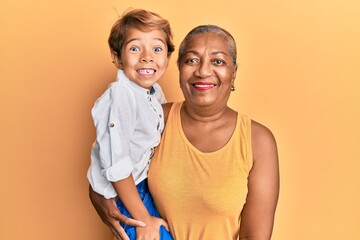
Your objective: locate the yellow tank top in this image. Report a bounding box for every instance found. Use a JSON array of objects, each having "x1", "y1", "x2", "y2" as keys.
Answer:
[{"x1": 148, "y1": 102, "x2": 253, "y2": 240}]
